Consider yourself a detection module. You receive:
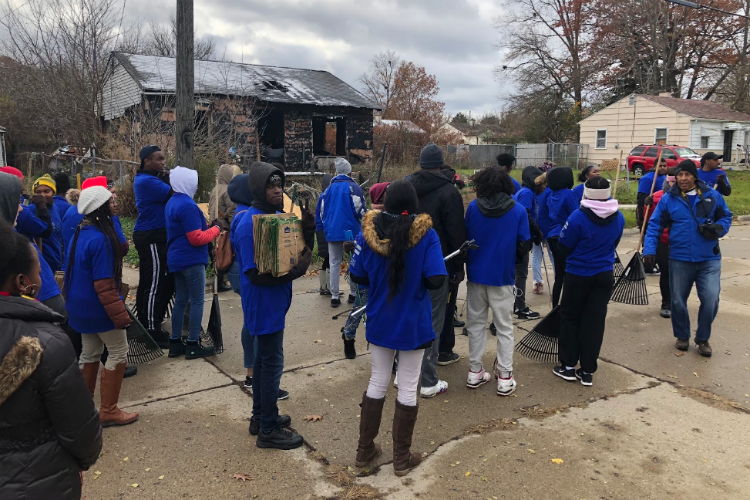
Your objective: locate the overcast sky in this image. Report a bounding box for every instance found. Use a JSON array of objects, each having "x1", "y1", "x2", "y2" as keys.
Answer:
[{"x1": 98, "y1": 0, "x2": 509, "y2": 117}]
